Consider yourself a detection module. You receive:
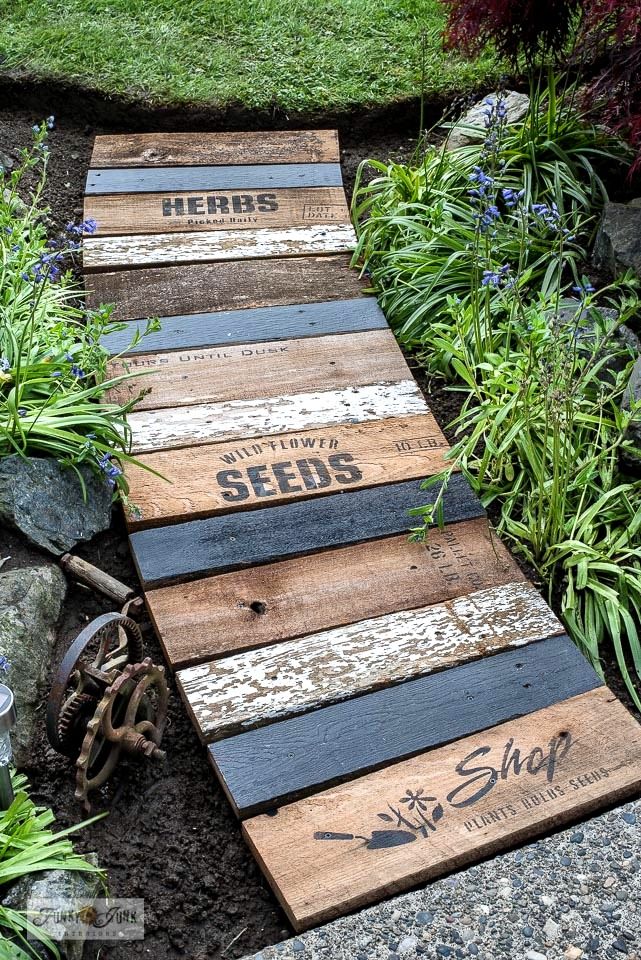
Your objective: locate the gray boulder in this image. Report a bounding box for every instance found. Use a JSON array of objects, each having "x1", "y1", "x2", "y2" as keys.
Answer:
[
  {"x1": 445, "y1": 91, "x2": 530, "y2": 150},
  {"x1": 550, "y1": 298, "x2": 637, "y2": 378},
  {"x1": 593, "y1": 199, "x2": 641, "y2": 280},
  {"x1": 0, "y1": 565, "x2": 66, "y2": 767},
  {"x1": 0, "y1": 456, "x2": 113, "y2": 555},
  {"x1": 551, "y1": 299, "x2": 641, "y2": 472},
  {"x1": 622, "y1": 356, "x2": 641, "y2": 471},
  {"x1": 1, "y1": 854, "x2": 103, "y2": 960},
  {"x1": 2, "y1": 187, "x2": 26, "y2": 214}
]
